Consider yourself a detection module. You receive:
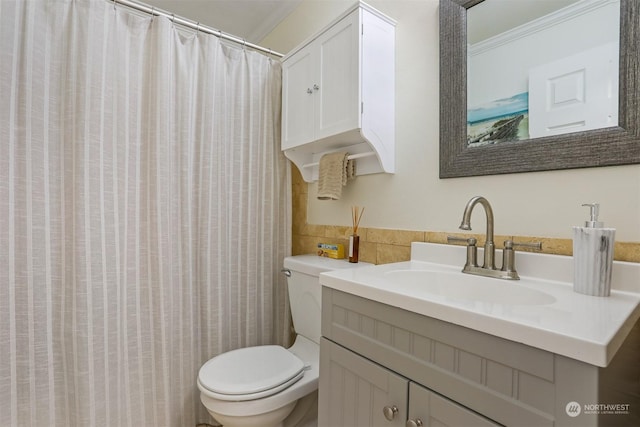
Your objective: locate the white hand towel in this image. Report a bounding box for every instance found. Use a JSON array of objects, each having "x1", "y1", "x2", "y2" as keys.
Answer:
[{"x1": 317, "y1": 152, "x2": 356, "y2": 200}]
